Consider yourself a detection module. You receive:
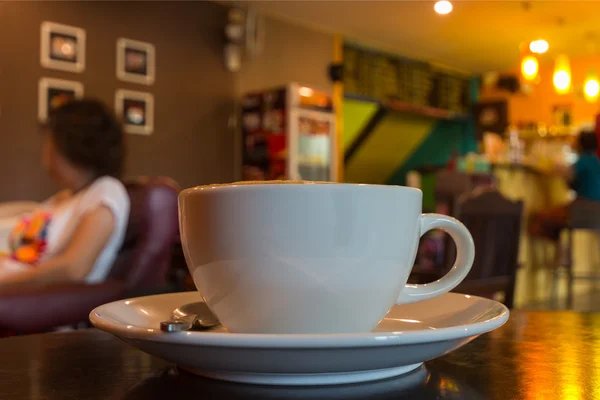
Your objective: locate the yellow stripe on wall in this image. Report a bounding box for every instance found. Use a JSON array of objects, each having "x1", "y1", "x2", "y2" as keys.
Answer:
[
  {"x1": 342, "y1": 99, "x2": 379, "y2": 151},
  {"x1": 333, "y1": 34, "x2": 344, "y2": 182},
  {"x1": 345, "y1": 111, "x2": 436, "y2": 184}
]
